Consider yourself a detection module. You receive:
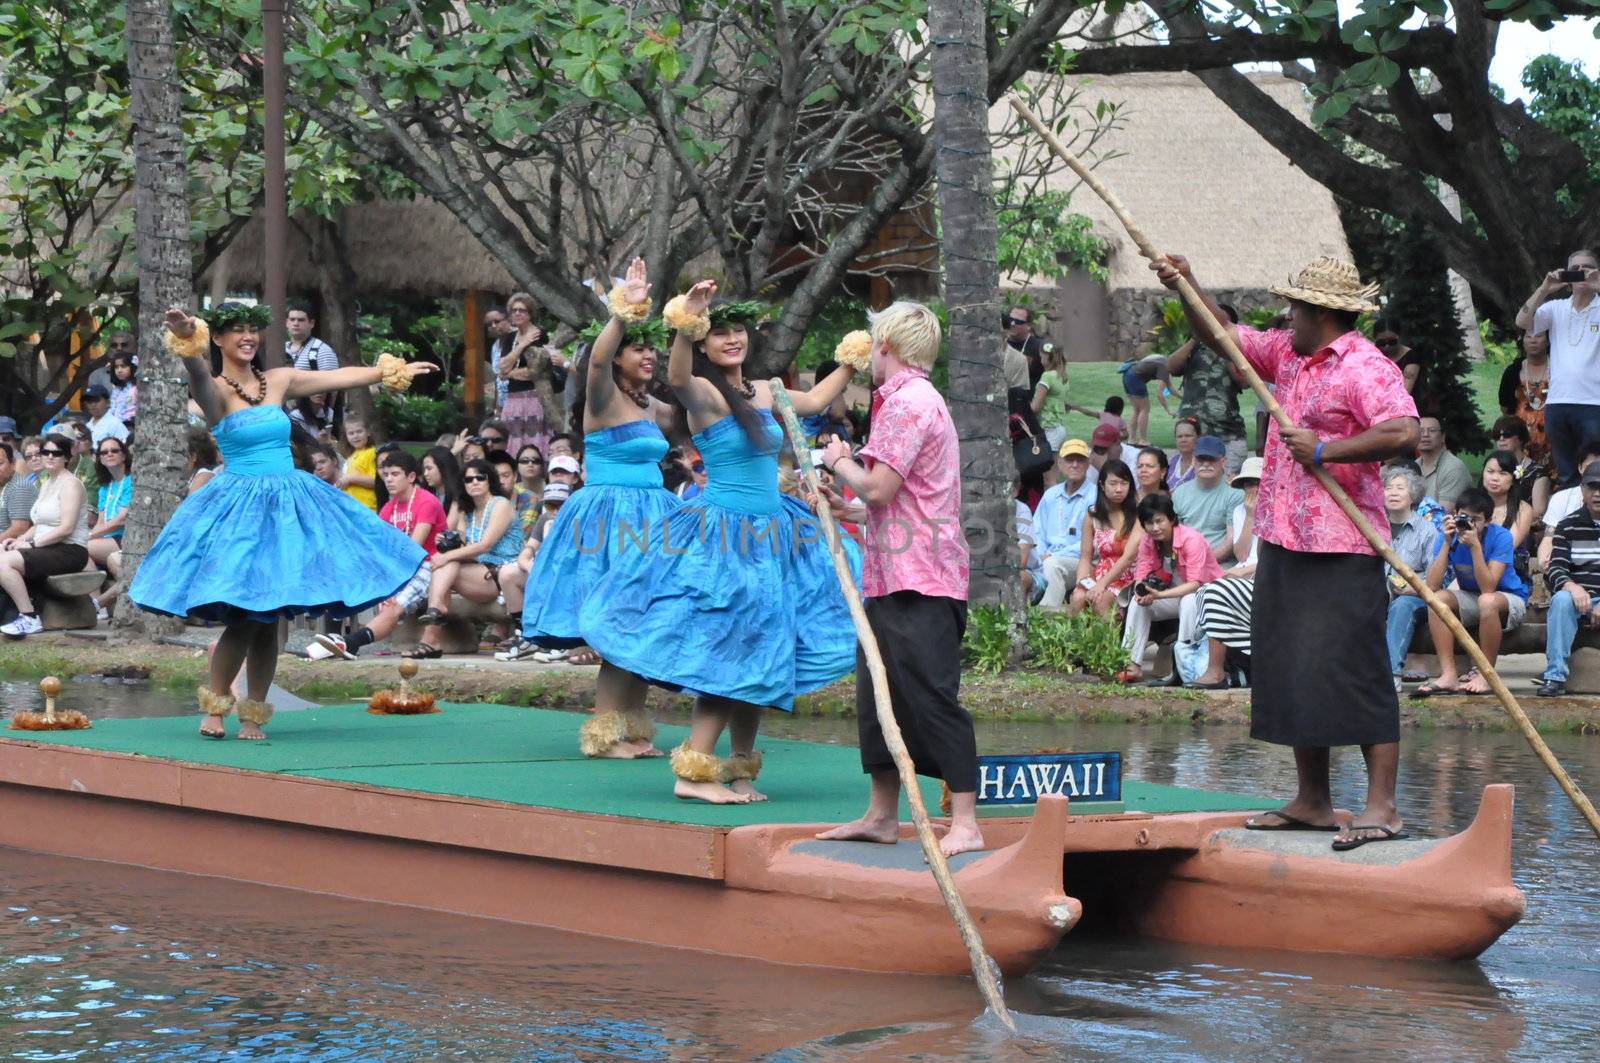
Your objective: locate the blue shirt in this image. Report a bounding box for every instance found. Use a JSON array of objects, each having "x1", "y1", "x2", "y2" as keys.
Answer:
[
  {"x1": 1437, "y1": 522, "x2": 1529, "y2": 599},
  {"x1": 97, "y1": 475, "x2": 134, "y2": 541},
  {"x1": 1033, "y1": 478, "x2": 1097, "y2": 560}
]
